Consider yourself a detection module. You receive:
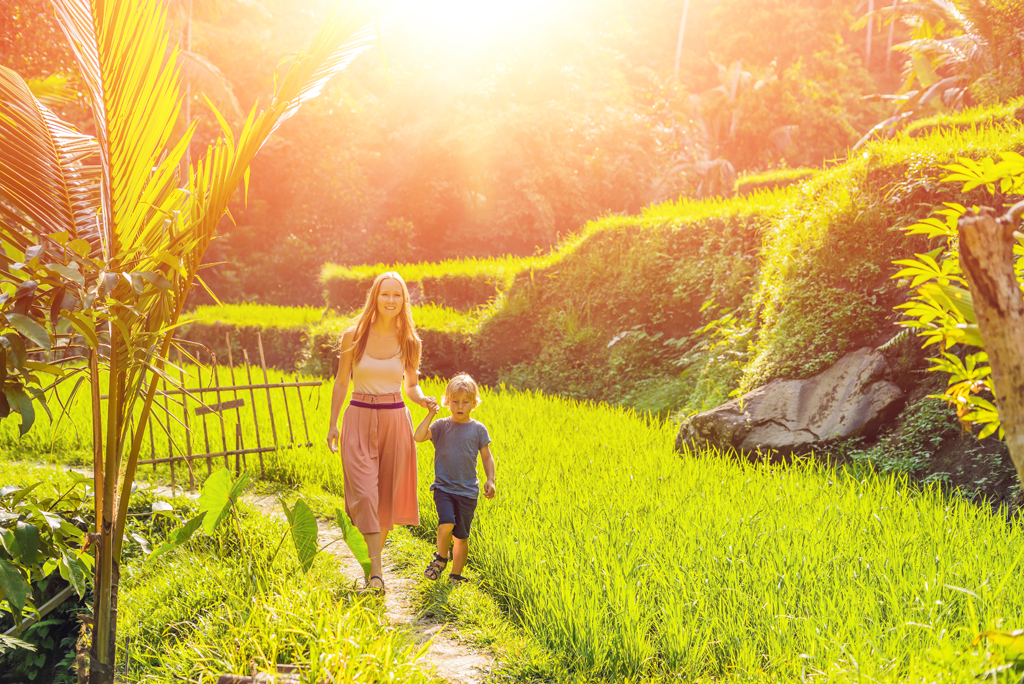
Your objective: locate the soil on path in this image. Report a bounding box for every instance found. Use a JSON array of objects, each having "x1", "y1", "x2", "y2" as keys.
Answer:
[{"x1": 248, "y1": 495, "x2": 495, "y2": 684}]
